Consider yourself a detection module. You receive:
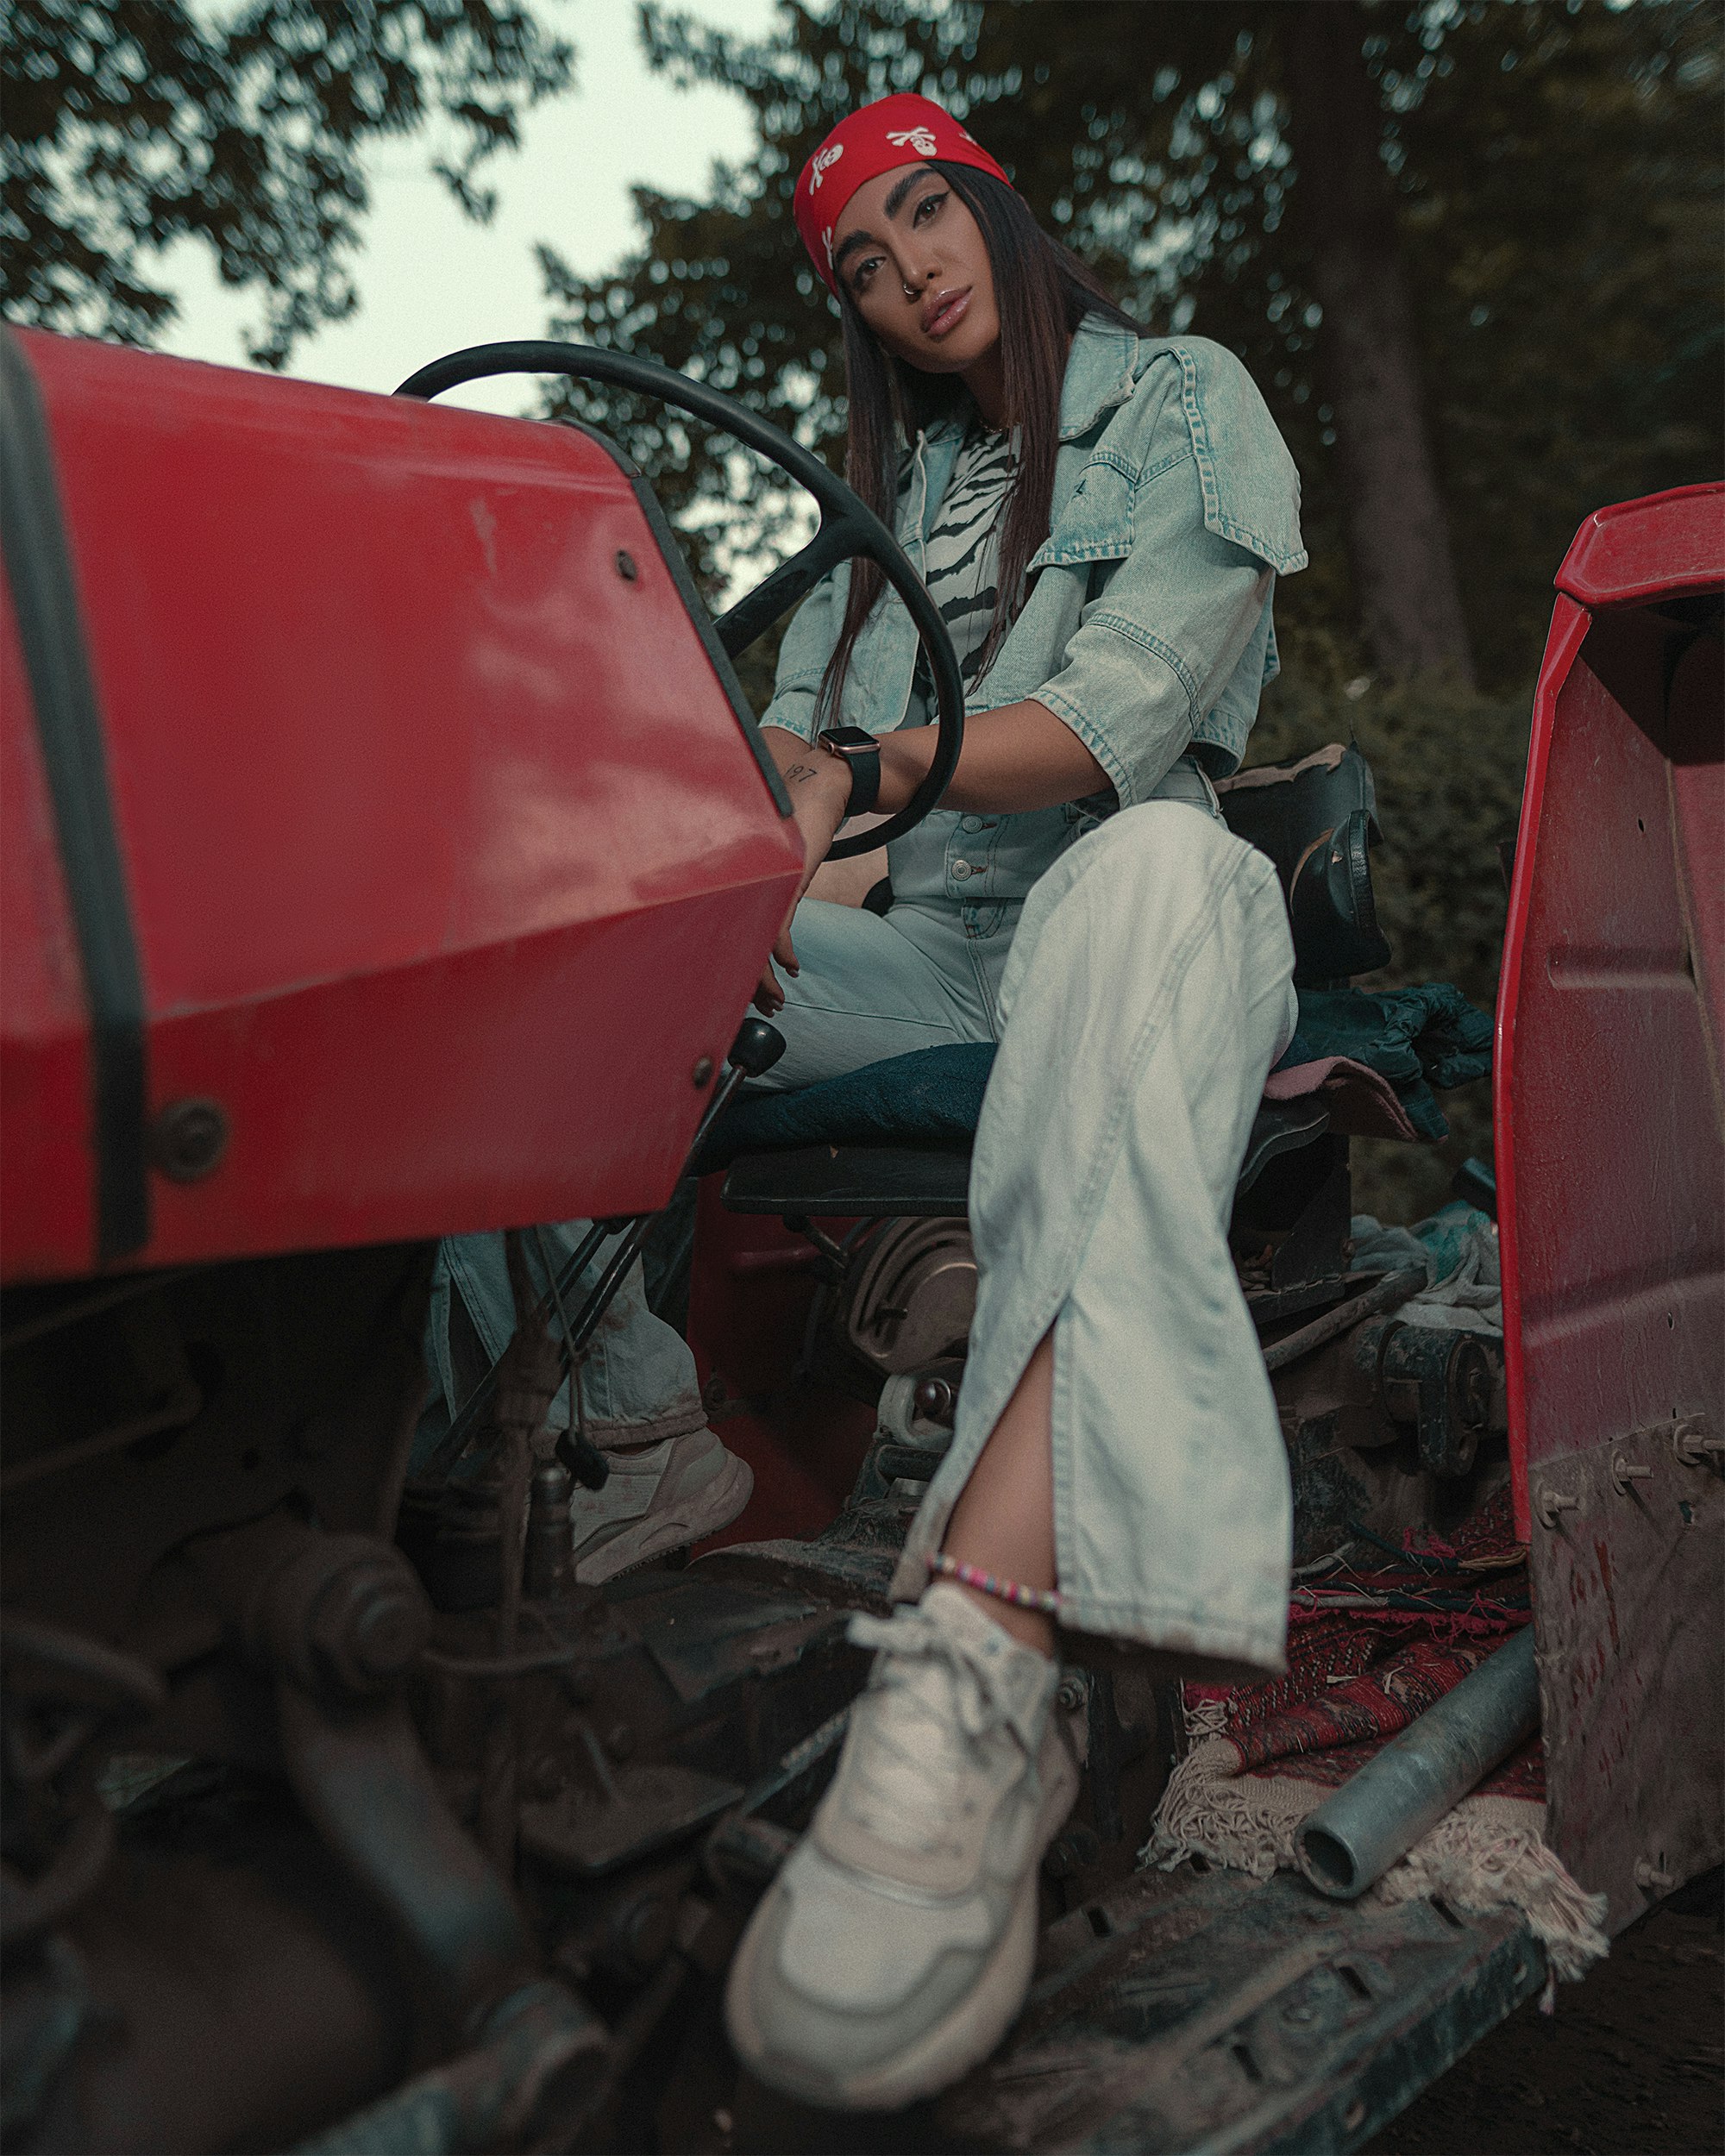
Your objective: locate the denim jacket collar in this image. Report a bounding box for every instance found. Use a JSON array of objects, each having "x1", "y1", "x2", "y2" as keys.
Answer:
[{"x1": 1057, "y1": 316, "x2": 1141, "y2": 441}]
